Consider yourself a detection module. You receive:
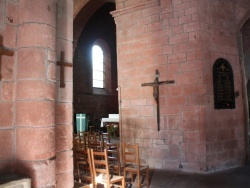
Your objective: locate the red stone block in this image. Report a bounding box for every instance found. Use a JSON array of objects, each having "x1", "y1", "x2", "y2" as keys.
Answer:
[
  {"x1": 0, "y1": 0, "x2": 4, "y2": 28},
  {"x1": 174, "y1": 40, "x2": 202, "y2": 53},
  {"x1": 168, "y1": 63, "x2": 180, "y2": 73},
  {"x1": 188, "y1": 143, "x2": 206, "y2": 155},
  {"x1": 174, "y1": 2, "x2": 190, "y2": 11},
  {"x1": 3, "y1": 24, "x2": 16, "y2": 48},
  {"x1": 56, "y1": 150, "x2": 73, "y2": 174},
  {"x1": 14, "y1": 160, "x2": 56, "y2": 188},
  {"x1": 171, "y1": 25, "x2": 184, "y2": 34},
  {"x1": 56, "y1": 40, "x2": 73, "y2": 63},
  {"x1": 185, "y1": 152, "x2": 199, "y2": 163},
  {"x1": 173, "y1": 10, "x2": 185, "y2": 18},
  {"x1": 6, "y1": 2, "x2": 19, "y2": 25},
  {"x1": 56, "y1": 171, "x2": 74, "y2": 188},
  {"x1": 185, "y1": 6, "x2": 198, "y2": 15},
  {"x1": 166, "y1": 96, "x2": 187, "y2": 106},
  {"x1": 17, "y1": 48, "x2": 47, "y2": 79},
  {"x1": 16, "y1": 80, "x2": 55, "y2": 100},
  {"x1": 55, "y1": 103, "x2": 72, "y2": 125},
  {"x1": 180, "y1": 119, "x2": 203, "y2": 131},
  {"x1": 139, "y1": 106, "x2": 154, "y2": 116},
  {"x1": 57, "y1": 15, "x2": 73, "y2": 40},
  {"x1": 47, "y1": 61, "x2": 56, "y2": 81},
  {"x1": 163, "y1": 45, "x2": 173, "y2": 54},
  {"x1": 170, "y1": 17, "x2": 179, "y2": 27},
  {"x1": 122, "y1": 88, "x2": 140, "y2": 99},
  {"x1": 18, "y1": 24, "x2": 56, "y2": 49},
  {"x1": 0, "y1": 102, "x2": 13, "y2": 127},
  {"x1": 0, "y1": 130, "x2": 13, "y2": 160},
  {"x1": 55, "y1": 125, "x2": 73, "y2": 152},
  {"x1": 179, "y1": 15, "x2": 192, "y2": 24},
  {"x1": 168, "y1": 52, "x2": 186, "y2": 63},
  {"x1": 16, "y1": 127, "x2": 55, "y2": 161},
  {"x1": 183, "y1": 130, "x2": 202, "y2": 143},
  {"x1": 141, "y1": 6, "x2": 160, "y2": 17},
  {"x1": 183, "y1": 84, "x2": 207, "y2": 95},
  {"x1": 187, "y1": 51, "x2": 196, "y2": 60},
  {"x1": 1, "y1": 55, "x2": 14, "y2": 81},
  {"x1": 152, "y1": 14, "x2": 160, "y2": 22},
  {"x1": 58, "y1": 82, "x2": 73, "y2": 102},
  {"x1": 177, "y1": 71, "x2": 198, "y2": 84},
  {"x1": 147, "y1": 148, "x2": 168, "y2": 159},
  {"x1": 131, "y1": 98, "x2": 147, "y2": 106},
  {"x1": 122, "y1": 107, "x2": 139, "y2": 117},
  {"x1": 160, "y1": 106, "x2": 181, "y2": 116},
  {"x1": 135, "y1": 117, "x2": 146, "y2": 129},
  {"x1": 16, "y1": 101, "x2": 55, "y2": 127},
  {"x1": 2, "y1": 81, "x2": 15, "y2": 101},
  {"x1": 145, "y1": 117, "x2": 158, "y2": 129},
  {"x1": 169, "y1": 33, "x2": 189, "y2": 44},
  {"x1": 148, "y1": 36, "x2": 168, "y2": 47},
  {"x1": 19, "y1": 0, "x2": 56, "y2": 27},
  {"x1": 188, "y1": 95, "x2": 212, "y2": 105},
  {"x1": 183, "y1": 22, "x2": 200, "y2": 32},
  {"x1": 160, "y1": 0, "x2": 172, "y2": 8}
]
